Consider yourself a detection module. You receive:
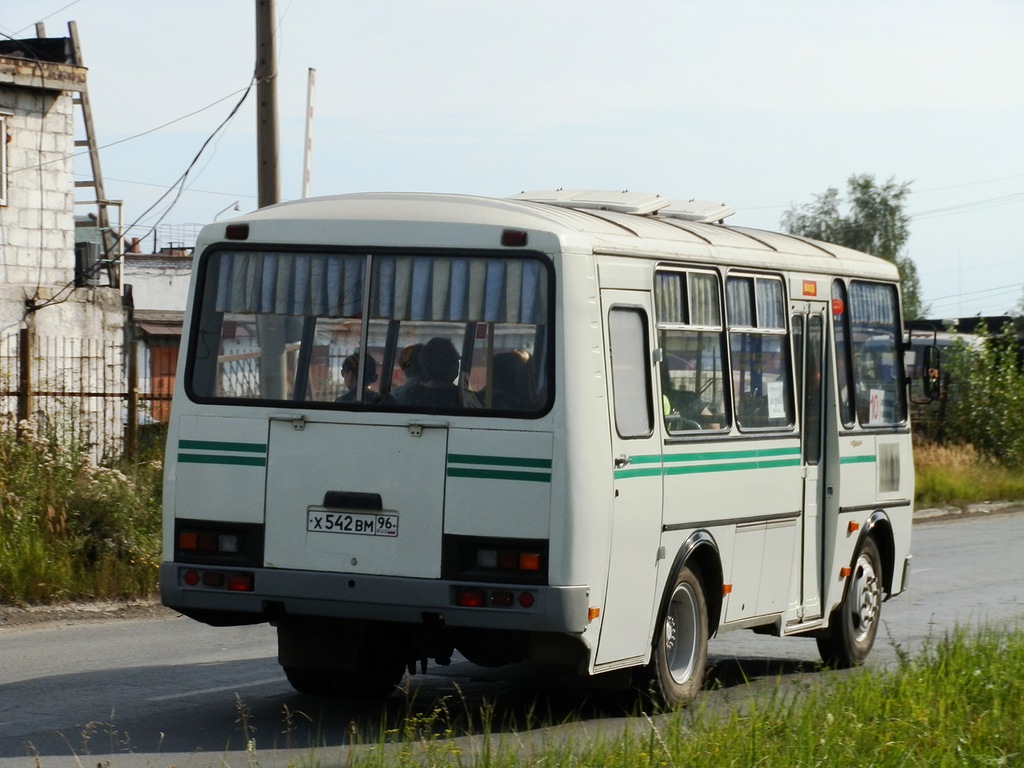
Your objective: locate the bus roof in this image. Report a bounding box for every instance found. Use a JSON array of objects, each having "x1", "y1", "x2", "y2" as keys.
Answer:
[{"x1": 214, "y1": 191, "x2": 900, "y2": 281}]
